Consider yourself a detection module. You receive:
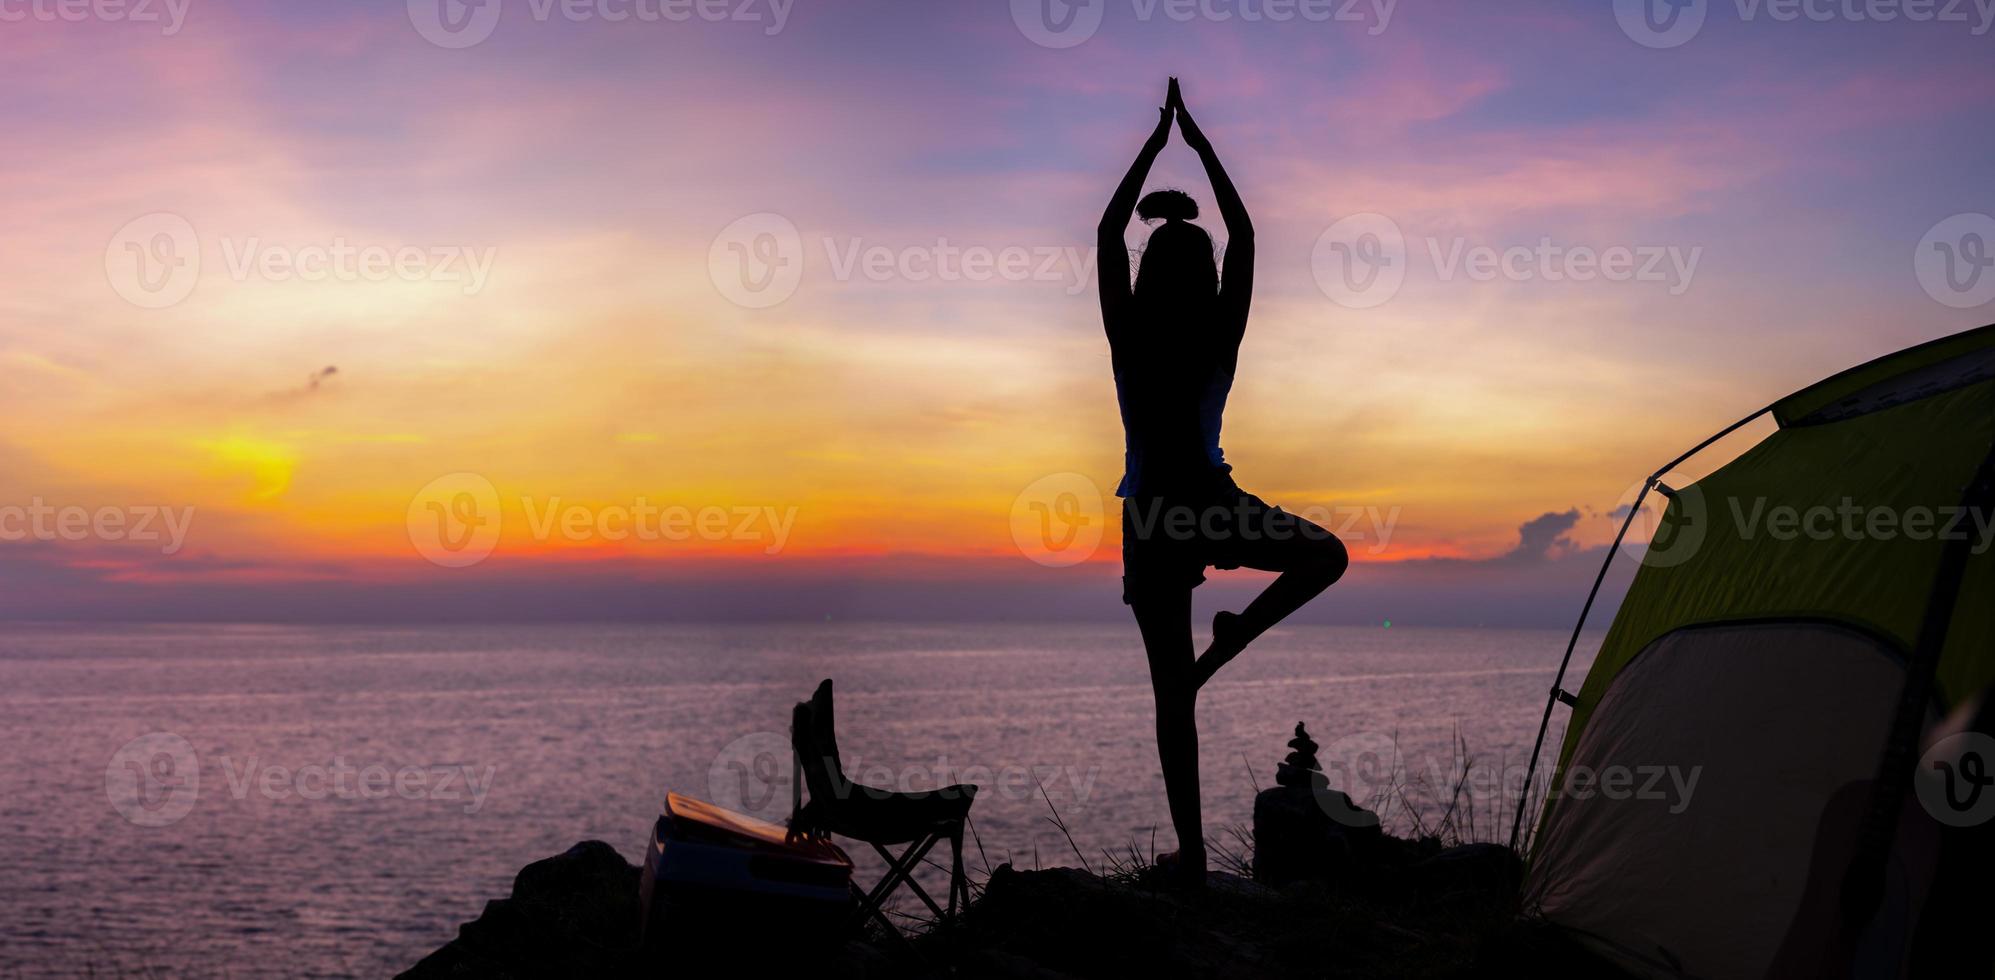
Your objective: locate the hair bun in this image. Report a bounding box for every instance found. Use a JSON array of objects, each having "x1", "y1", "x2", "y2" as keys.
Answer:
[{"x1": 1136, "y1": 189, "x2": 1199, "y2": 224}]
